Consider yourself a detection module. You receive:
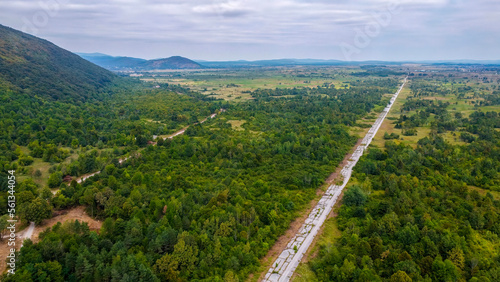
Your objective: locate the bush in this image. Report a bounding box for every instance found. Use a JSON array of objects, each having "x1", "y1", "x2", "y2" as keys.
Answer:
[
  {"x1": 48, "y1": 171, "x2": 63, "y2": 188},
  {"x1": 19, "y1": 156, "x2": 34, "y2": 166},
  {"x1": 343, "y1": 185, "x2": 367, "y2": 206}
]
